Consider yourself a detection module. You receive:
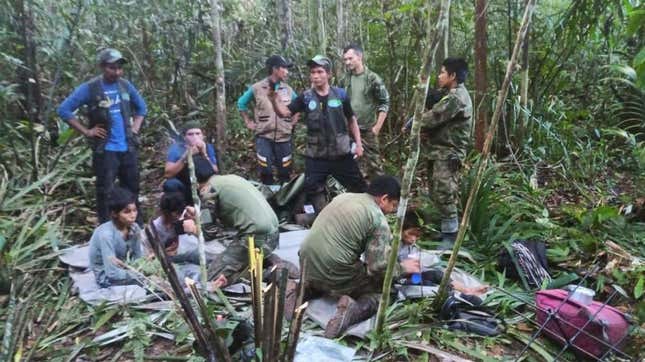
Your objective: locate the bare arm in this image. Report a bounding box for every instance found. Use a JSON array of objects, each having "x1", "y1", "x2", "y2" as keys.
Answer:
[
  {"x1": 348, "y1": 115, "x2": 363, "y2": 157},
  {"x1": 163, "y1": 149, "x2": 190, "y2": 179},
  {"x1": 270, "y1": 92, "x2": 293, "y2": 118},
  {"x1": 67, "y1": 117, "x2": 107, "y2": 138},
  {"x1": 240, "y1": 111, "x2": 255, "y2": 130},
  {"x1": 372, "y1": 111, "x2": 387, "y2": 136},
  {"x1": 132, "y1": 115, "x2": 144, "y2": 134}
]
